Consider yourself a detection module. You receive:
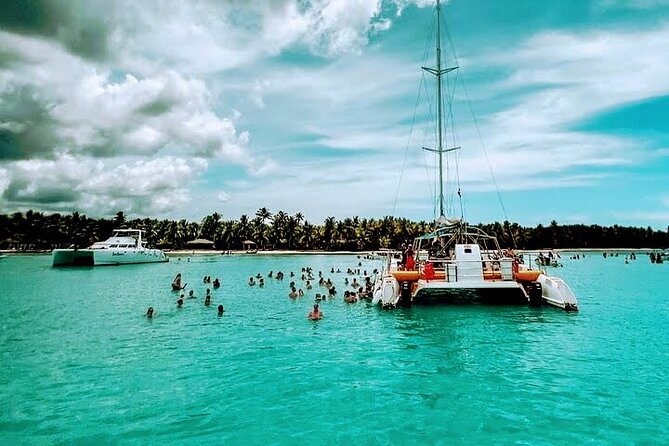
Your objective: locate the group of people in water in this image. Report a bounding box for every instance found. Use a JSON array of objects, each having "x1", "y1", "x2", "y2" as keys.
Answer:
[
  {"x1": 246, "y1": 263, "x2": 378, "y2": 318},
  {"x1": 146, "y1": 273, "x2": 225, "y2": 318},
  {"x1": 148, "y1": 258, "x2": 377, "y2": 321}
]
